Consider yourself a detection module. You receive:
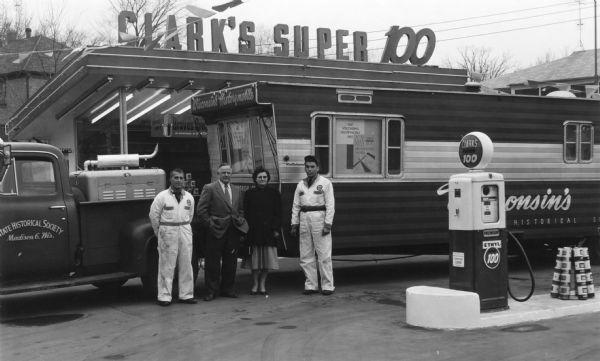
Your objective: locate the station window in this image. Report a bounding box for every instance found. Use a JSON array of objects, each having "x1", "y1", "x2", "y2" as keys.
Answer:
[
  {"x1": 564, "y1": 121, "x2": 594, "y2": 163},
  {"x1": 217, "y1": 115, "x2": 266, "y2": 175},
  {"x1": 311, "y1": 113, "x2": 404, "y2": 178}
]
